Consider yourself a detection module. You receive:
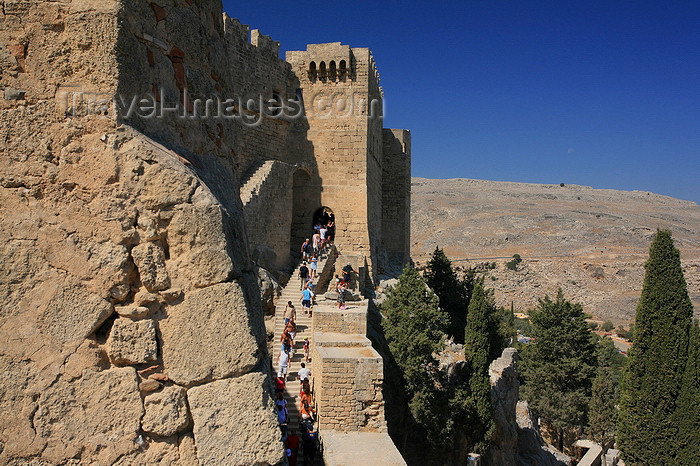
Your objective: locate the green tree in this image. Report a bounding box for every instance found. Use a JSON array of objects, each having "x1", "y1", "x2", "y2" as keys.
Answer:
[
  {"x1": 587, "y1": 336, "x2": 627, "y2": 454},
  {"x1": 596, "y1": 337, "x2": 626, "y2": 379},
  {"x1": 495, "y1": 305, "x2": 516, "y2": 352},
  {"x1": 676, "y1": 320, "x2": 700, "y2": 464},
  {"x1": 459, "y1": 283, "x2": 497, "y2": 452},
  {"x1": 602, "y1": 320, "x2": 614, "y2": 332},
  {"x1": 617, "y1": 230, "x2": 694, "y2": 464},
  {"x1": 520, "y1": 289, "x2": 598, "y2": 451},
  {"x1": 381, "y1": 264, "x2": 450, "y2": 447},
  {"x1": 505, "y1": 253, "x2": 523, "y2": 271},
  {"x1": 587, "y1": 367, "x2": 618, "y2": 452},
  {"x1": 424, "y1": 247, "x2": 469, "y2": 344}
]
